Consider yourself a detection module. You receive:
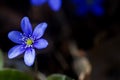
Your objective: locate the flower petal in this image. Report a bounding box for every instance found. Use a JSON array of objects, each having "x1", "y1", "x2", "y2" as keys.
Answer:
[
  {"x1": 48, "y1": 0, "x2": 62, "y2": 11},
  {"x1": 30, "y1": 0, "x2": 46, "y2": 6},
  {"x1": 91, "y1": 5, "x2": 104, "y2": 16},
  {"x1": 21, "y1": 17, "x2": 32, "y2": 36},
  {"x1": 8, "y1": 45, "x2": 25, "y2": 59},
  {"x1": 24, "y1": 48, "x2": 35, "y2": 66},
  {"x1": 32, "y1": 22, "x2": 47, "y2": 39},
  {"x1": 33, "y1": 38, "x2": 48, "y2": 49},
  {"x1": 8, "y1": 31, "x2": 23, "y2": 44}
]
